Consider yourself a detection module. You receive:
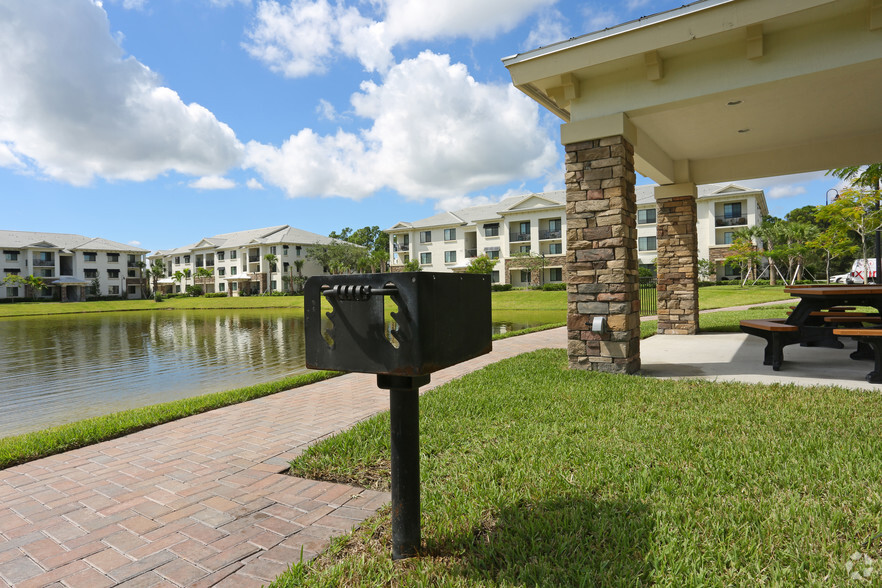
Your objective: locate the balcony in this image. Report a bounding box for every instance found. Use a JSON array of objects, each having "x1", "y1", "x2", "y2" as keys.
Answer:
[
  {"x1": 510, "y1": 232, "x2": 531, "y2": 242},
  {"x1": 465, "y1": 249, "x2": 478, "y2": 258},
  {"x1": 32, "y1": 259, "x2": 54, "y2": 267},
  {"x1": 394, "y1": 243, "x2": 409, "y2": 252},
  {"x1": 127, "y1": 261, "x2": 139, "y2": 268},
  {"x1": 539, "y1": 230, "x2": 562, "y2": 240},
  {"x1": 248, "y1": 255, "x2": 260, "y2": 263},
  {"x1": 715, "y1": 215, "x2": 747, "y2": 227}
]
